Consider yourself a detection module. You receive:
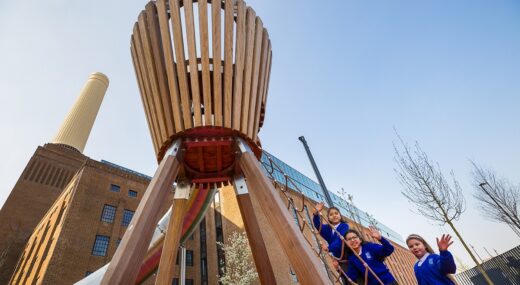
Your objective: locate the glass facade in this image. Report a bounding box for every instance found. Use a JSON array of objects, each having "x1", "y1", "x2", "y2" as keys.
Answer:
[{"x1": 261, "y1": 151, "x2": 404, "y2": 244}]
